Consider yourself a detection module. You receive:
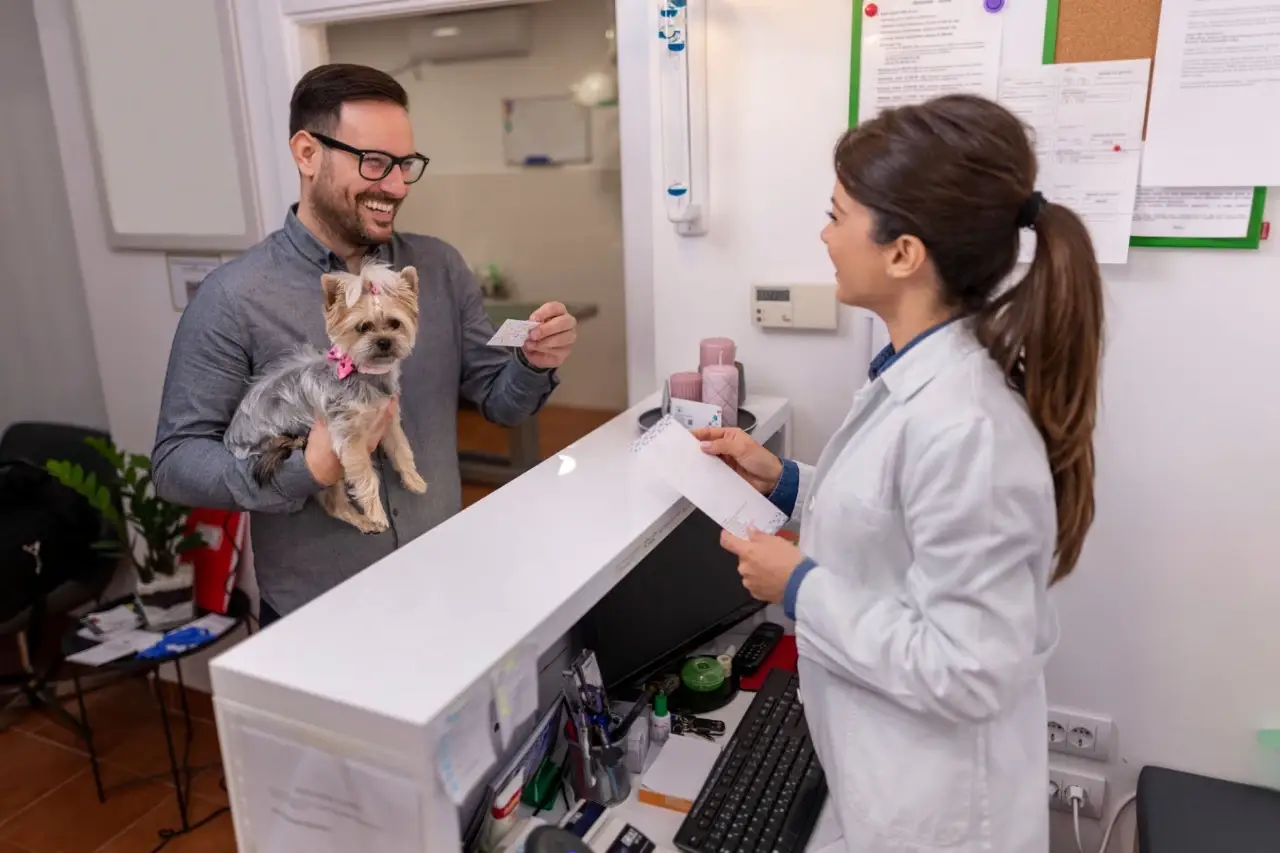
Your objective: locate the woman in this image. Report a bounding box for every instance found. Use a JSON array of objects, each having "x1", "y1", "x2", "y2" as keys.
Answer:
[{"x1": 696, "y1": 94, "x2": 1103, "y2": 852}]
